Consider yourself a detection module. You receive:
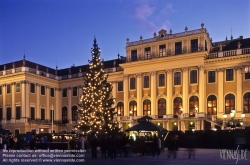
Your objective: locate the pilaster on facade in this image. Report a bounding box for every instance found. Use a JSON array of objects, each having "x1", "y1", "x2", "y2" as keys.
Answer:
[
  {"x1": 136, "y1": 73, "x2": 142, "y2": 116},
  {"x1": 150, "y1": 71, "x2": 156, "y2": 115},
  {"x1": 217, "y1": 68, "x2": 224, "y2": 114},
  {"x1": 36, "y1": 83, "x2": 40, "y2": 119},
  {"x1": 25, "y1": 81, "x2": 30, "y2": 120},
  {"x1": 46, "y1": 86, "x2": 50, "y2": 120},
  {"x1": 55, "y1": 88, "x2": 62, "y2": 121},
  {"x1": 2, "y1": 84, "x2": 6, "y2": 123},
  {"x1": 198, "y1": 65, "x2": 205, "y2": 113},
  {"x1": 236, "y1": 66, "x2": 243, "y2": 113},
  {"x1": 123, "y1": 74, "x2": 129, "y2": 116},
  {"x1": 166, "y1": 69, "x2": 173, "y2": 115},
  {"x1": 11, "y1": 82, "x2": 16, "y2": 123},
  {"x1": 67, "y1": 87, "x2": 72, "y2": 123},
  {"x1": 182, "y1": 67, "x2": 188, "y2": 114}
]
